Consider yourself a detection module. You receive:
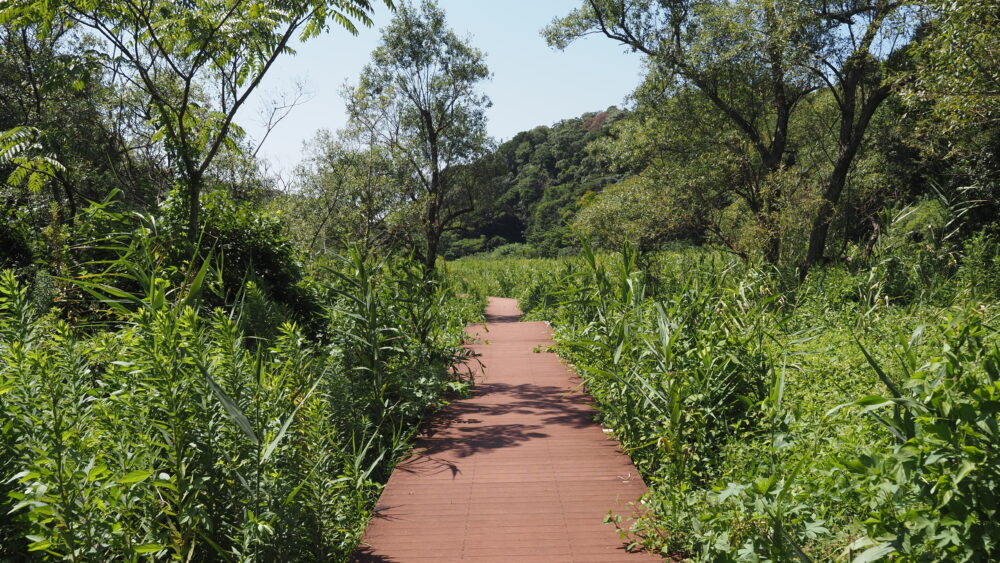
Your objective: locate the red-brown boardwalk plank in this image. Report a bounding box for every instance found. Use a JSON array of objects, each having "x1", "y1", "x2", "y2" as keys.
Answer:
[{"x1": 354, "y1": 297, "x2": 660, "y2": 562}]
